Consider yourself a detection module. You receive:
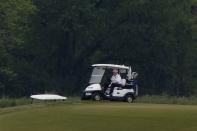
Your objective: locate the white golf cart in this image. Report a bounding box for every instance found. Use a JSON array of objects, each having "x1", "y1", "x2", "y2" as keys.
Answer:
[{"x1": 81, "y1": 64, "x2": 138, "y2": 103}]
